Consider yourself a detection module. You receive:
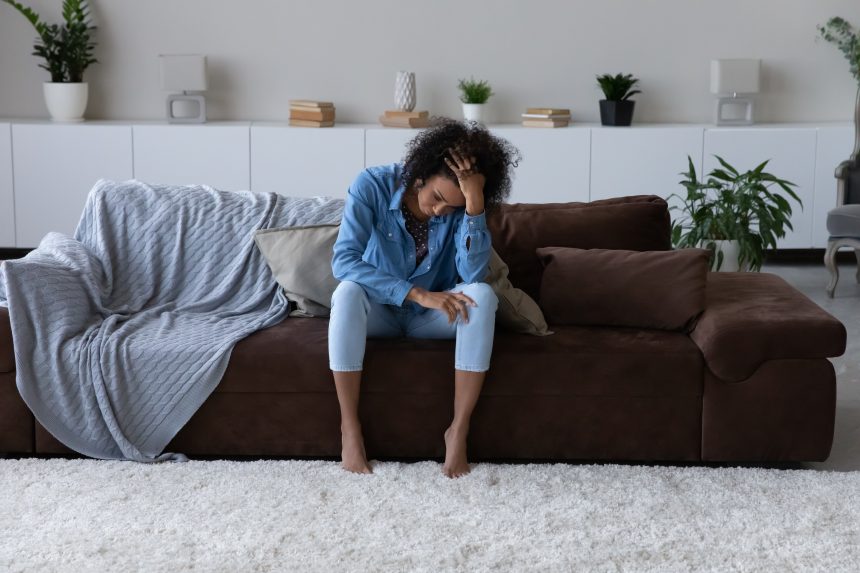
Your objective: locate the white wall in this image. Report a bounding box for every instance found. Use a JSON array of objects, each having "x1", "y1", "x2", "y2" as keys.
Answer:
[{"x1": 1, "y1": 0, "x2": 859, "y2": 124}]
